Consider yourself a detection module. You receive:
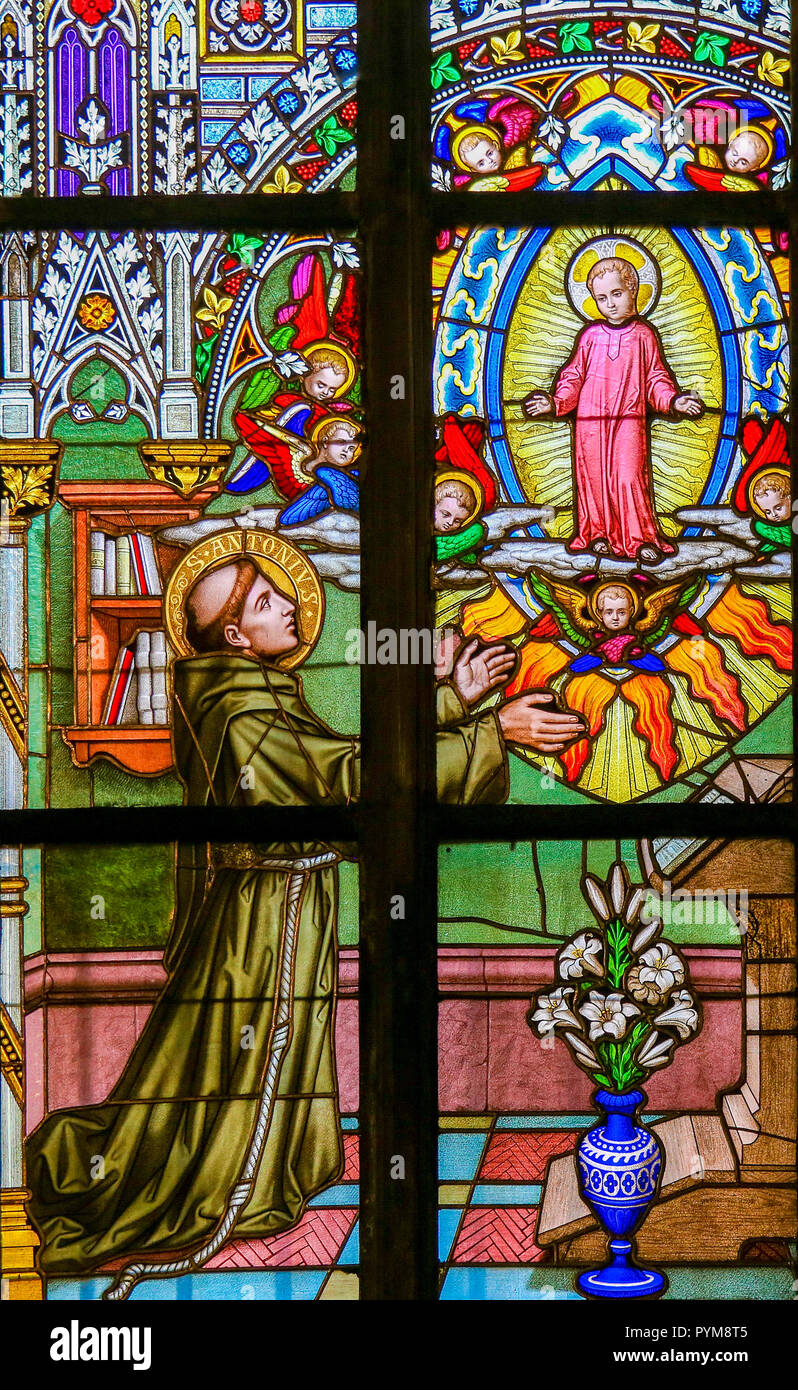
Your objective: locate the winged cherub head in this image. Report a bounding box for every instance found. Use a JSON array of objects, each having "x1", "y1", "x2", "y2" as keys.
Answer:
[{"x1": 592, "y1": 583, "x2": 638, "y2": 633}]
